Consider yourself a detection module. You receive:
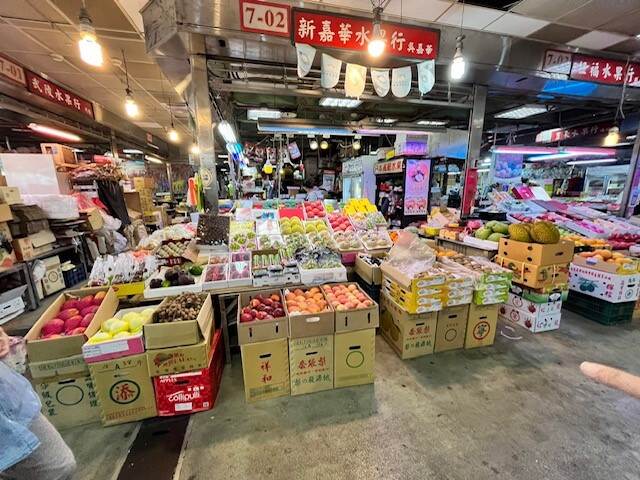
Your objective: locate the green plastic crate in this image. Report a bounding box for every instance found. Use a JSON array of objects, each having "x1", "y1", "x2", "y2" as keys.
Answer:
[{"x1": 565, "y1": 290, "x2": 634, "y2": 325}]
